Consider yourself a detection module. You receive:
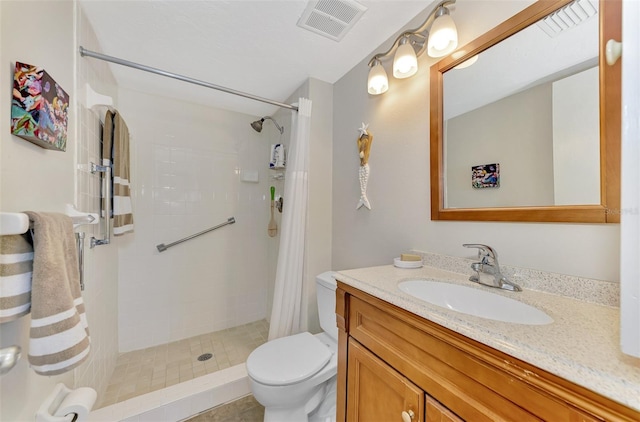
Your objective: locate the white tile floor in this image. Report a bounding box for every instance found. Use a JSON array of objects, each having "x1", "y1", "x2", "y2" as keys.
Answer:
[{"x1": 98, "y1": 320, "x2": 268, "y2": 408}]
